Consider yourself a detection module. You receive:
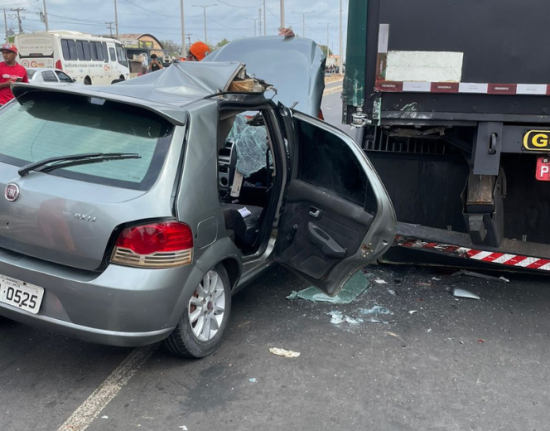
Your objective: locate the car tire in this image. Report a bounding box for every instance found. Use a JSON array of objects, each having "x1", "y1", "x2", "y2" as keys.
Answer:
[
  {"x1": 84, "y1": 77, "x2": 92, "y2": 85},
  {"x1": 164, "y1": 263, "x2": 232, "y2": 359}
]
